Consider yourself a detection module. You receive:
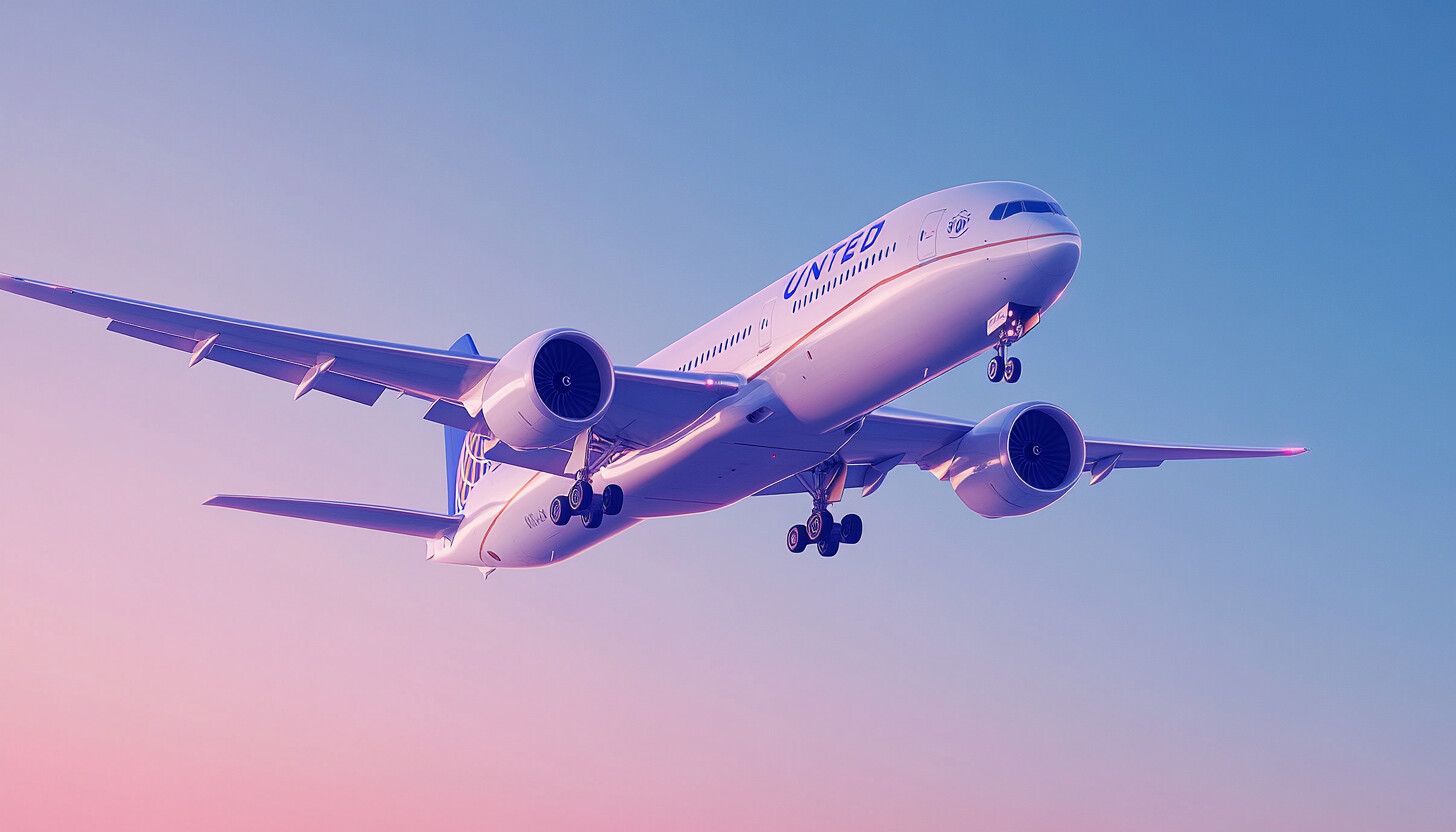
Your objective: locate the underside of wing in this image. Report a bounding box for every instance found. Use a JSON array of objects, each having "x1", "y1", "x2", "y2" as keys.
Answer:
[{"x1": 756, "y1": 407, "x2": 976, "y2": 498}]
